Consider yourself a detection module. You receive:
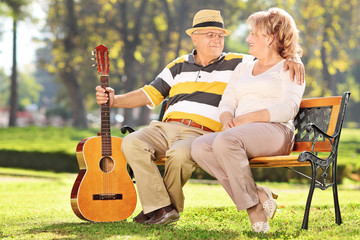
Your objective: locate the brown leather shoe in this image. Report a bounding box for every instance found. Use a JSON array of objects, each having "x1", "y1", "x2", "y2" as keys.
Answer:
[
  {"x1": 133, "y1": 211, "x2": 151, "y2": 224},
  {"x1": 145, "y1": 207, "x2": 180, "y2": 225}
]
